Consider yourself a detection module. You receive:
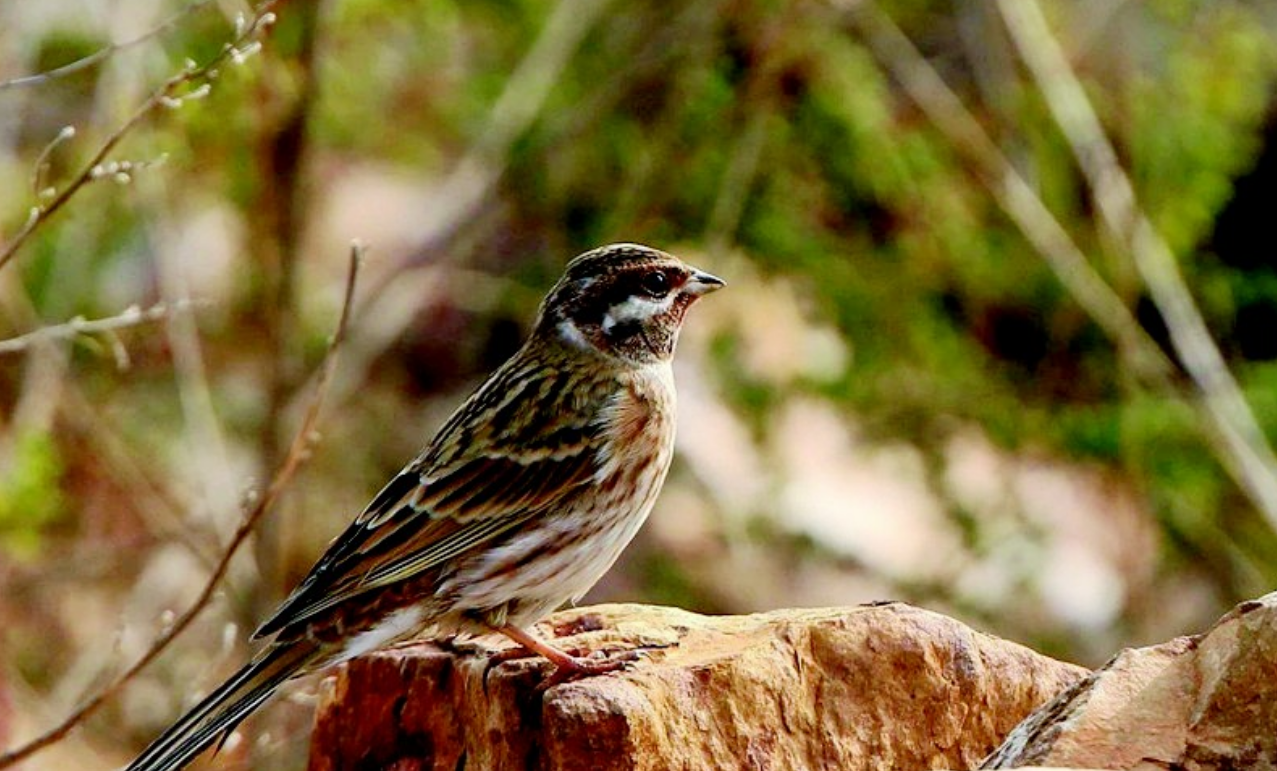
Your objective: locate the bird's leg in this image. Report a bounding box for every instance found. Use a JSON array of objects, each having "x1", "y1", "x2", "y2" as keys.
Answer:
[{"x1": 495, "y1": 623, "x2": 637, "y2": 688}]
